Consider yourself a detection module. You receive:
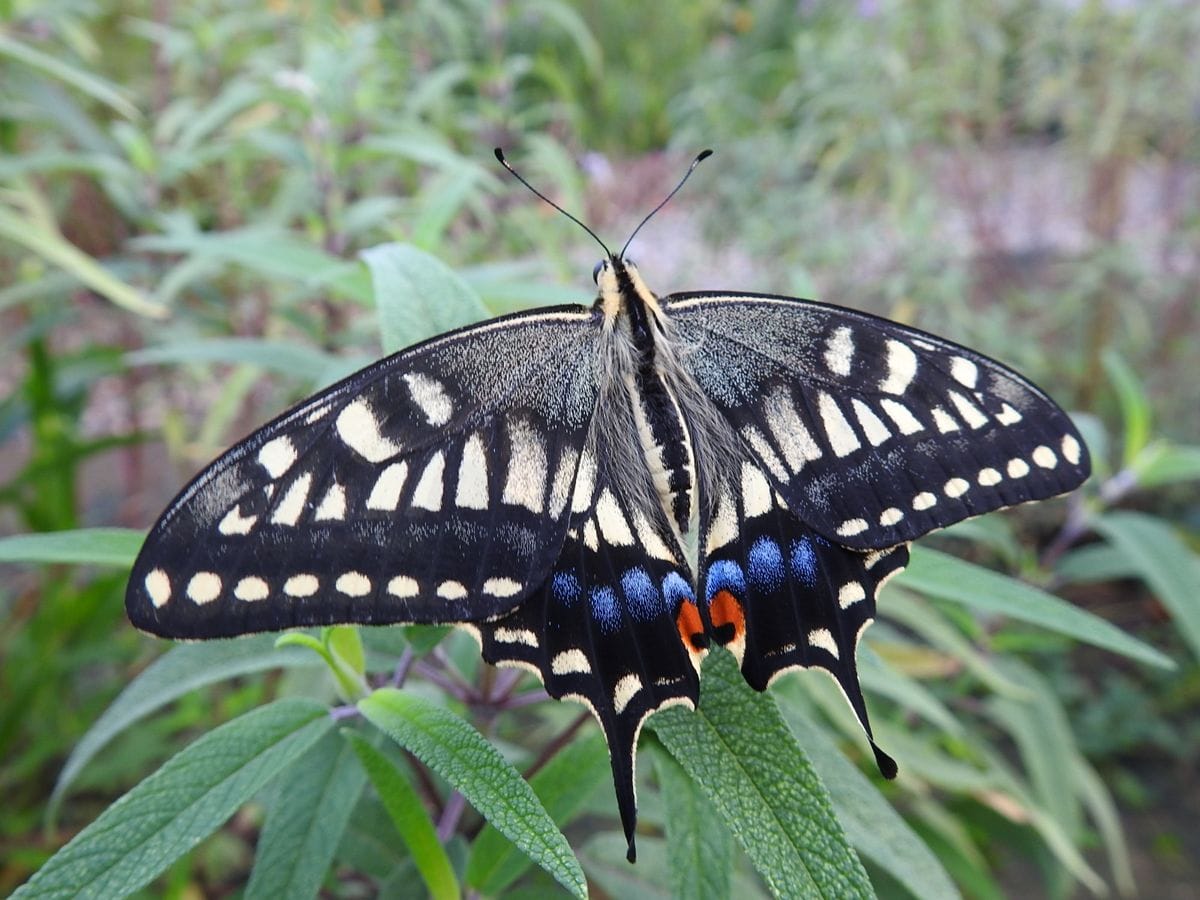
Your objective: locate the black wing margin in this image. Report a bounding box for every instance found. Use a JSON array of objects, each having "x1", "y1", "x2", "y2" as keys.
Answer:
[
  {"x1": 664, "y1": 292, "x2": 1090, "y2": 549},
  {"x1": 127, "y1": 306, "x2": 602, "y2": 638}
]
